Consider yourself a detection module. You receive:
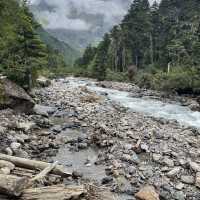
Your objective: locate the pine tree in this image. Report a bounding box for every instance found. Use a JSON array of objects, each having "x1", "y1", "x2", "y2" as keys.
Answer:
[
  {"x1": 0, "y1": 0, "x2": 47, "y2": 88},
  {"x1": 92, "y1": 34, "x2": 111, "y2": 81},
  {"x1": 122, "y1": 0, "x2": 151, "y2": 67},
  {"x1": 75, "y1": 45, "x2": 97, "y2": 68}
]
